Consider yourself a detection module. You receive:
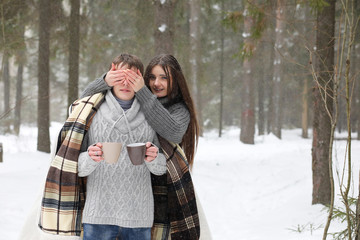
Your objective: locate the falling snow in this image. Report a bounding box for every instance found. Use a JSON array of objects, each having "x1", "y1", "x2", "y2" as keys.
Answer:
[
  {"x1": 158, "y1": 24, "x2": 167, "y2": 32},
  {"x1": 242, "y1": 32, "x2": 251, "y2": 38}
]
